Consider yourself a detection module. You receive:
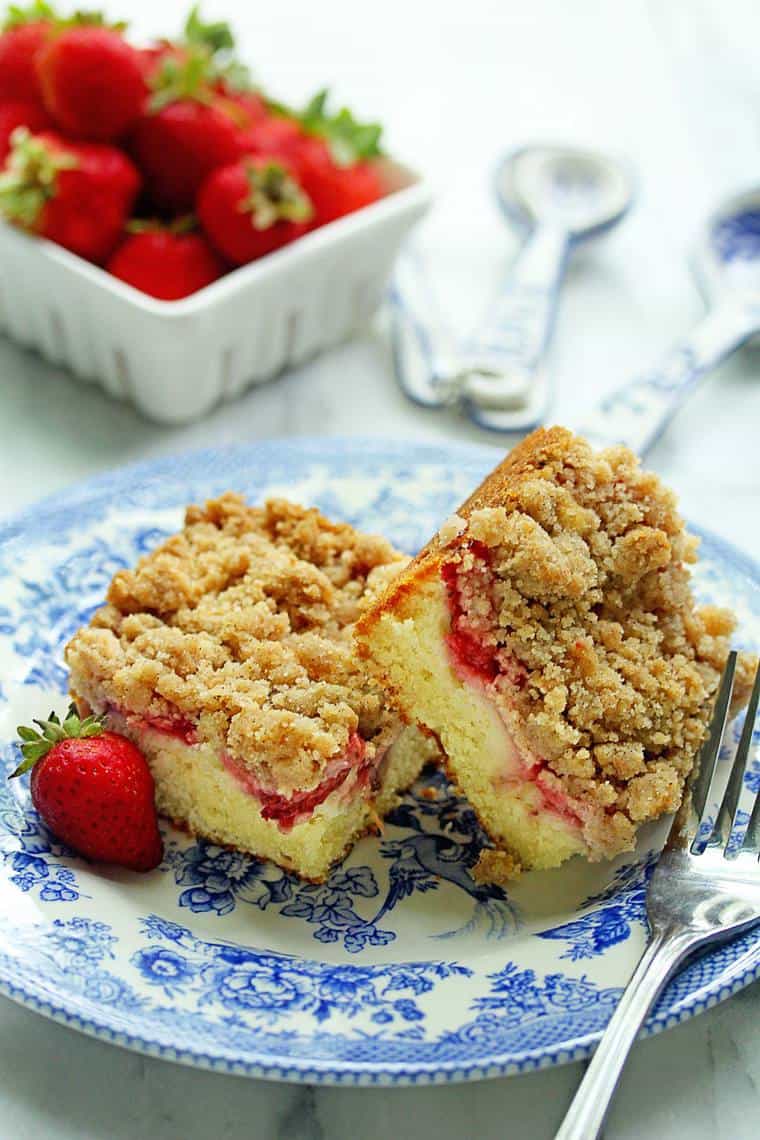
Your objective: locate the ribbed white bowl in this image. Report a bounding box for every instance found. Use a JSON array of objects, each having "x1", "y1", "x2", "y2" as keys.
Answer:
[{"x1": 0, "y1": 159, "x2": 431, "y2": 424}]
